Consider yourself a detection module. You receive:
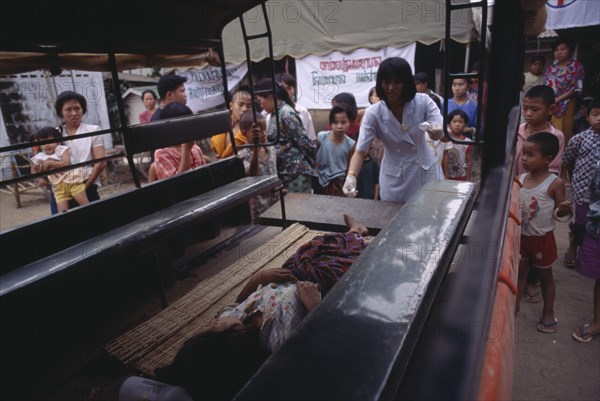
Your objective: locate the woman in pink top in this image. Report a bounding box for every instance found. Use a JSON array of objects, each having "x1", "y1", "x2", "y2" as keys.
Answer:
[{"x1": 138, "y1": 90, "x2": 158, "y2": 124}]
